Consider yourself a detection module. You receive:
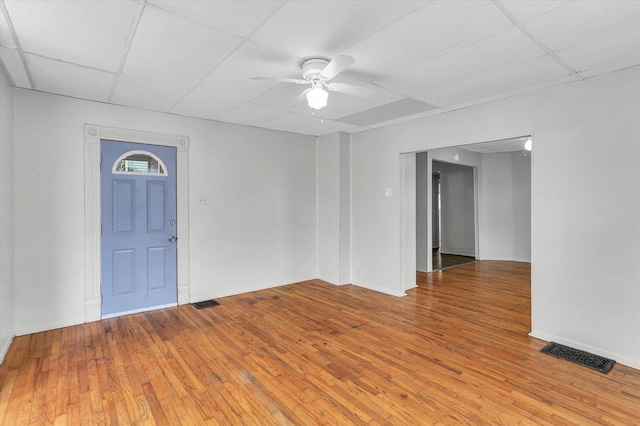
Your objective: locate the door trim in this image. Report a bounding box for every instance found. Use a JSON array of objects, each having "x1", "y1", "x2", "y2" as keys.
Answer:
[{"x1": 84, "y1": 124, "x2": 190, "y2": 322}]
